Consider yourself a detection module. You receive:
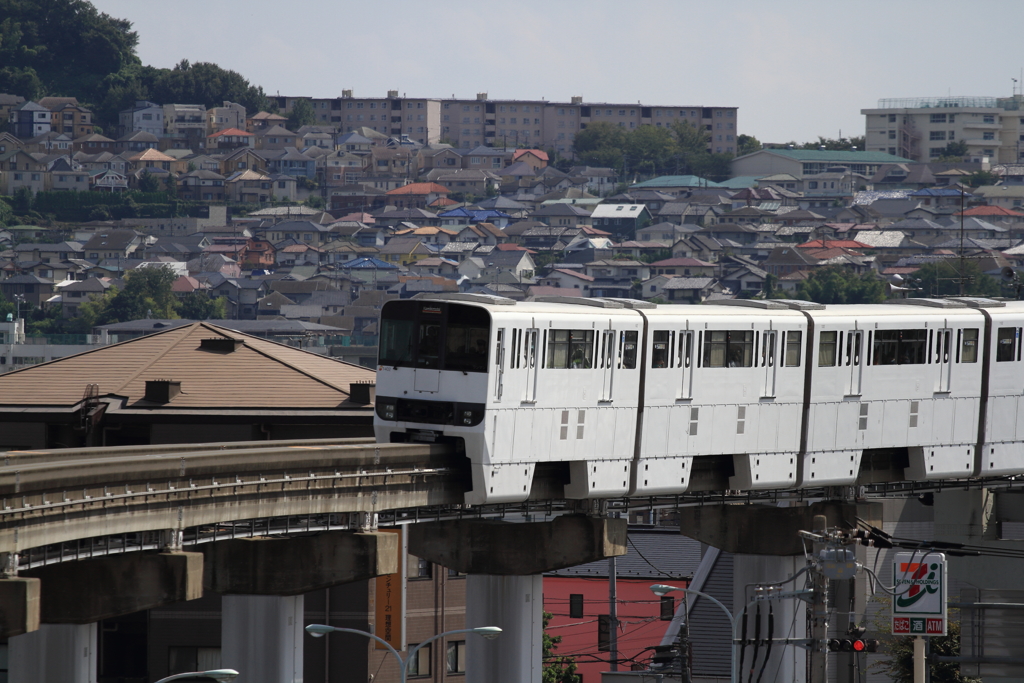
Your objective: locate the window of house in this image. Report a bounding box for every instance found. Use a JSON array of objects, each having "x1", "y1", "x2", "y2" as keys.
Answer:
[
  {"x1": 930, "y1": 131, "x2": 946, "y2": 140},
  {"x1": 407, "y1": 644, "x2": 431, "y2": 677},
  {"x1": 447, "y1": 641, "x2": 466, "y2": 674},
  {"x1": 984, "y1": 115, "x2": 996, "y2": 124},
  {"x1": 930, "y1": 113, "x2": 947, "y2": 123}
]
